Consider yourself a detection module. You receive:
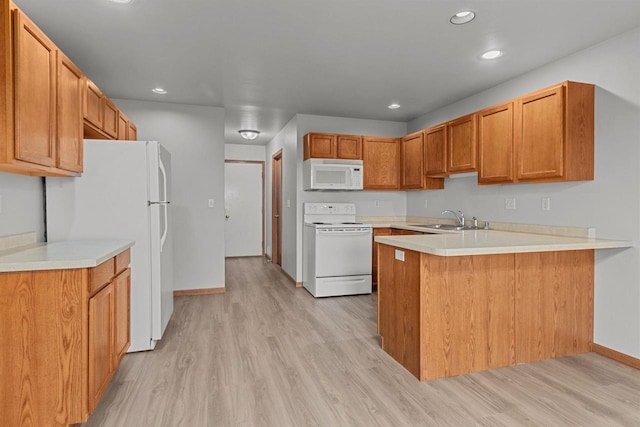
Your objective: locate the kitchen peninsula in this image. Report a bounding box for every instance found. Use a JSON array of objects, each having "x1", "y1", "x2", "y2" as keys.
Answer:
[{"x1": 375, "y1": 230, "x2": 631, "y2": 380}]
